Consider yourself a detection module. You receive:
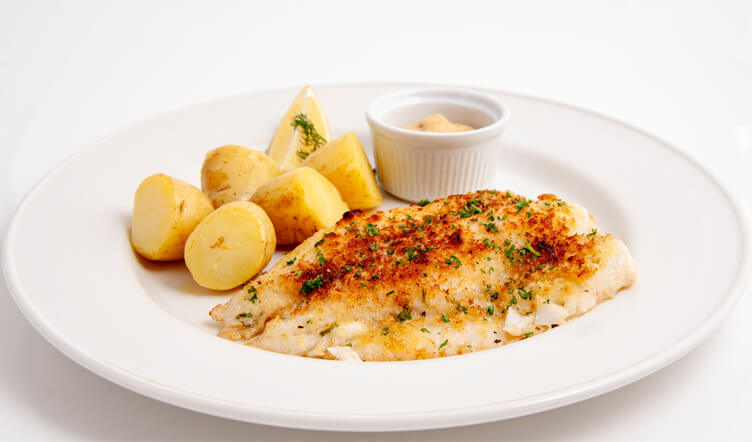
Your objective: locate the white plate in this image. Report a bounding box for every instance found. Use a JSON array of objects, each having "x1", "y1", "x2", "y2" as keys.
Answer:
[{"x1": 3, "y1": 84, "x2": 750, "y2": 432}]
